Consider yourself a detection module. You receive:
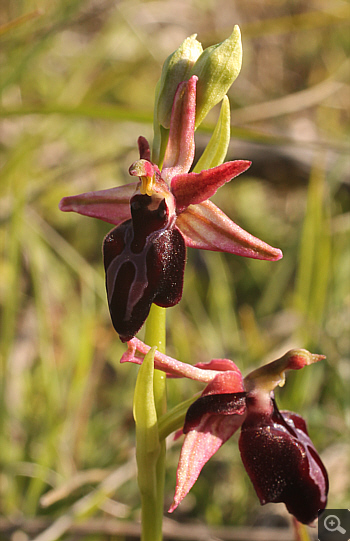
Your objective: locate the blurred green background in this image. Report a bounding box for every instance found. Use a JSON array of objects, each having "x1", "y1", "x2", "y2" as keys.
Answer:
[{"x1": 0, "y1": 0, "x2": 349, "y2": 539}]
